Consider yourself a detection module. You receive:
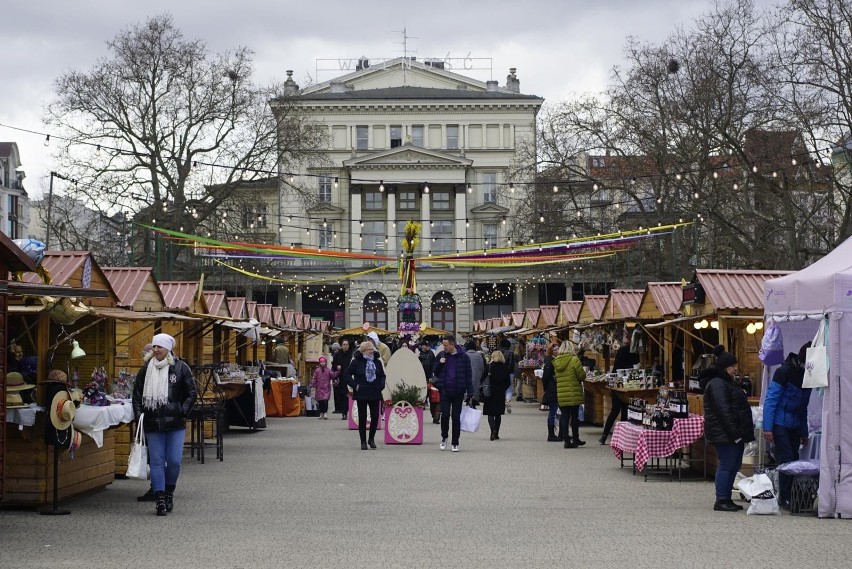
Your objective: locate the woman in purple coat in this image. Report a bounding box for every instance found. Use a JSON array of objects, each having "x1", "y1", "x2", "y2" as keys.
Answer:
[{"x1": 310, "y1": 356, "x2": 336, "y2": 420}]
